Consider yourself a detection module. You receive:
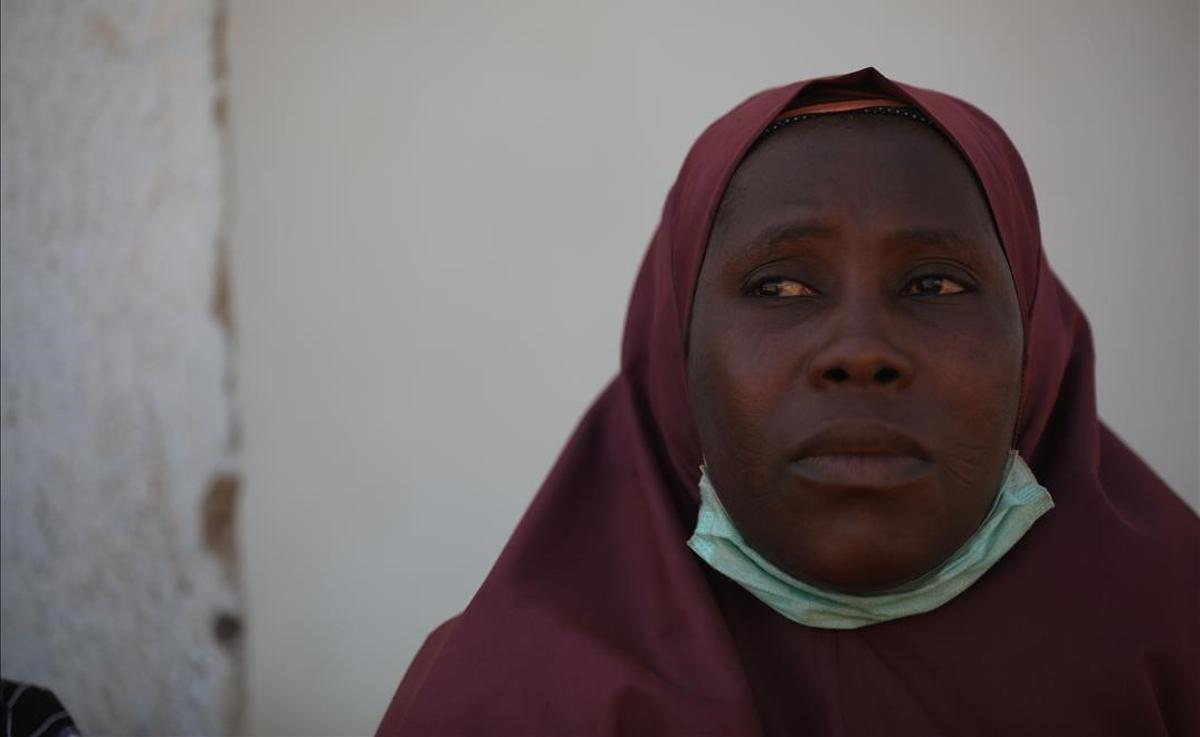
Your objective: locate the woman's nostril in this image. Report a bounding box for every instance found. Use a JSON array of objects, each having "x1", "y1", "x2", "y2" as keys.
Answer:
[
  {"x1": 875, "y1": 367, "x2": 900, "y2": 383},
  {"x1": 825, "y1": 367, "x2": 850, "y2": 383}
]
